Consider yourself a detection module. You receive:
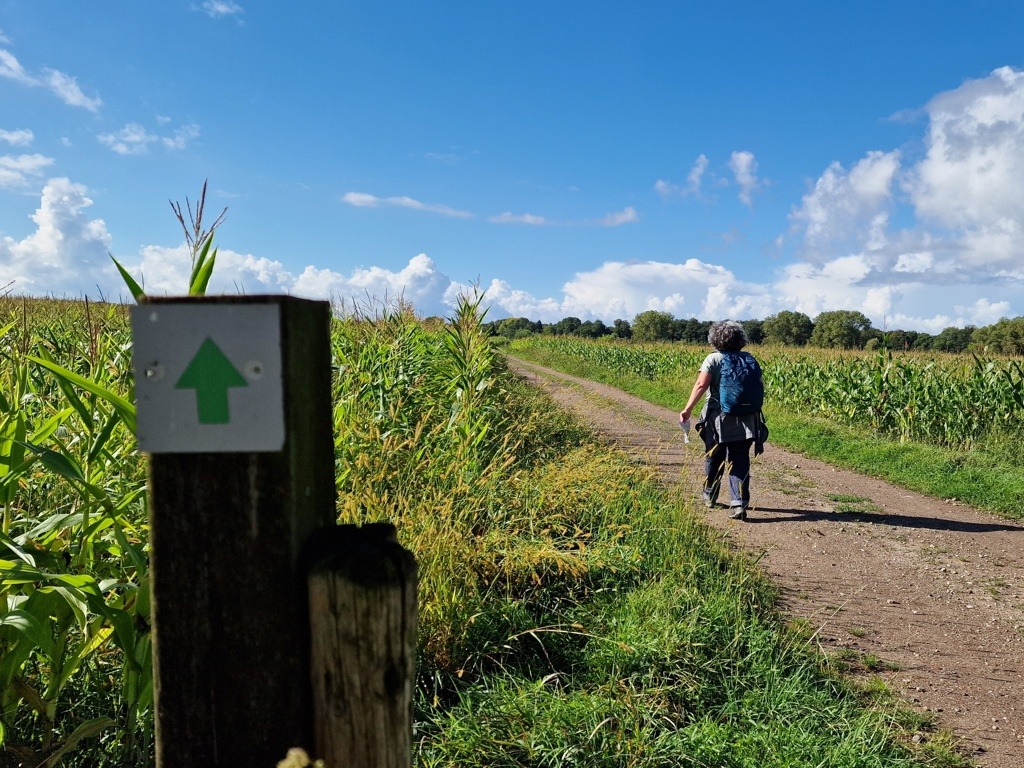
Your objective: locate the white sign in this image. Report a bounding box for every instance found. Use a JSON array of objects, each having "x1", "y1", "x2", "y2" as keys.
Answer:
[{"x1": 131, "y1": 303, "x2": 285, "y2": 453}]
